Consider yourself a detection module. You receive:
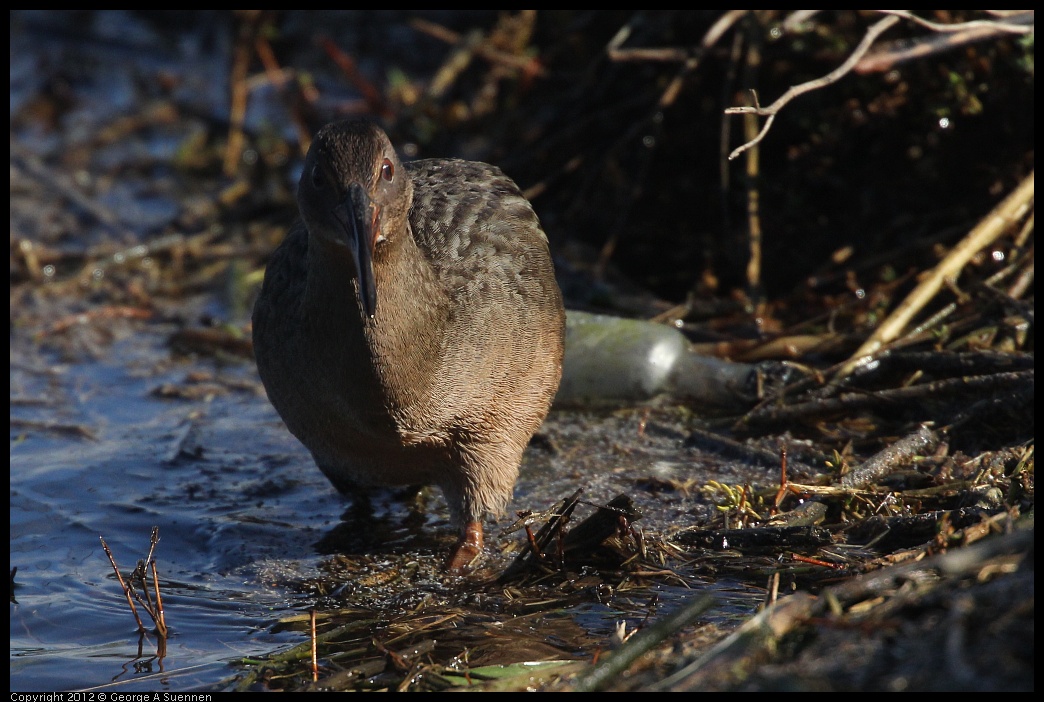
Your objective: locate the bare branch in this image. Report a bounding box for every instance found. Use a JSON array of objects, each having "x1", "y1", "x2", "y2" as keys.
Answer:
[
  {"x1": 726, "y1": 15, "x2": 901, "y2": 160},
  {"x1": 875, "y1": 10, "x2": 1033, "y2": 35},
  {"x1": 856, "y1": 10, "x2": 1035, "y2": 73},
  {"x1": 727, "y1": 11, "x2": 1033, "y2": 157}
]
